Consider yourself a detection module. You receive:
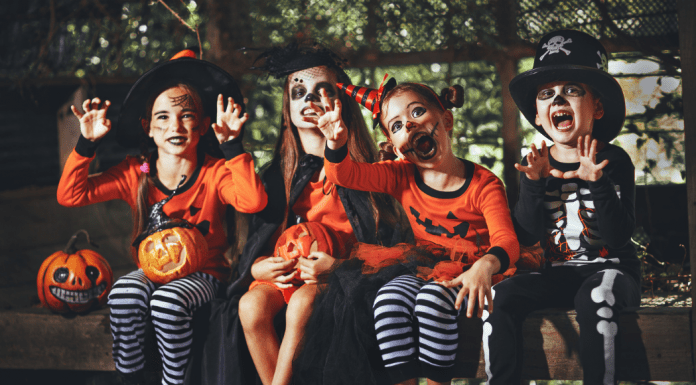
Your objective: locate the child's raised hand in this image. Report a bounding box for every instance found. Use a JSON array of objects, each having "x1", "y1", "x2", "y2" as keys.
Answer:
[
  {"x1": 550, "y1": 135, "x2": 608, "y2": 182},
  {"x1": 514, "y1": 141, "x2": 553, "y2": 180},
  {"x1": 251, "y1": 256, "x2": 298, "y2": 290},
  {"x1": 303, "y1": 89, "x2": 348, "y2": 150},
  {"x1": 441, "y1": 255, "x2": 498, "y2": 318},
  {"x1": 298, "y1": 251, "x2": 336, "y2": 285},
  {"x1": 71, "y1": 98, "x2": 112, "y2": 142},
  {"x1": 211, "y1": 94, "x2": 249, "y2": 144}
]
